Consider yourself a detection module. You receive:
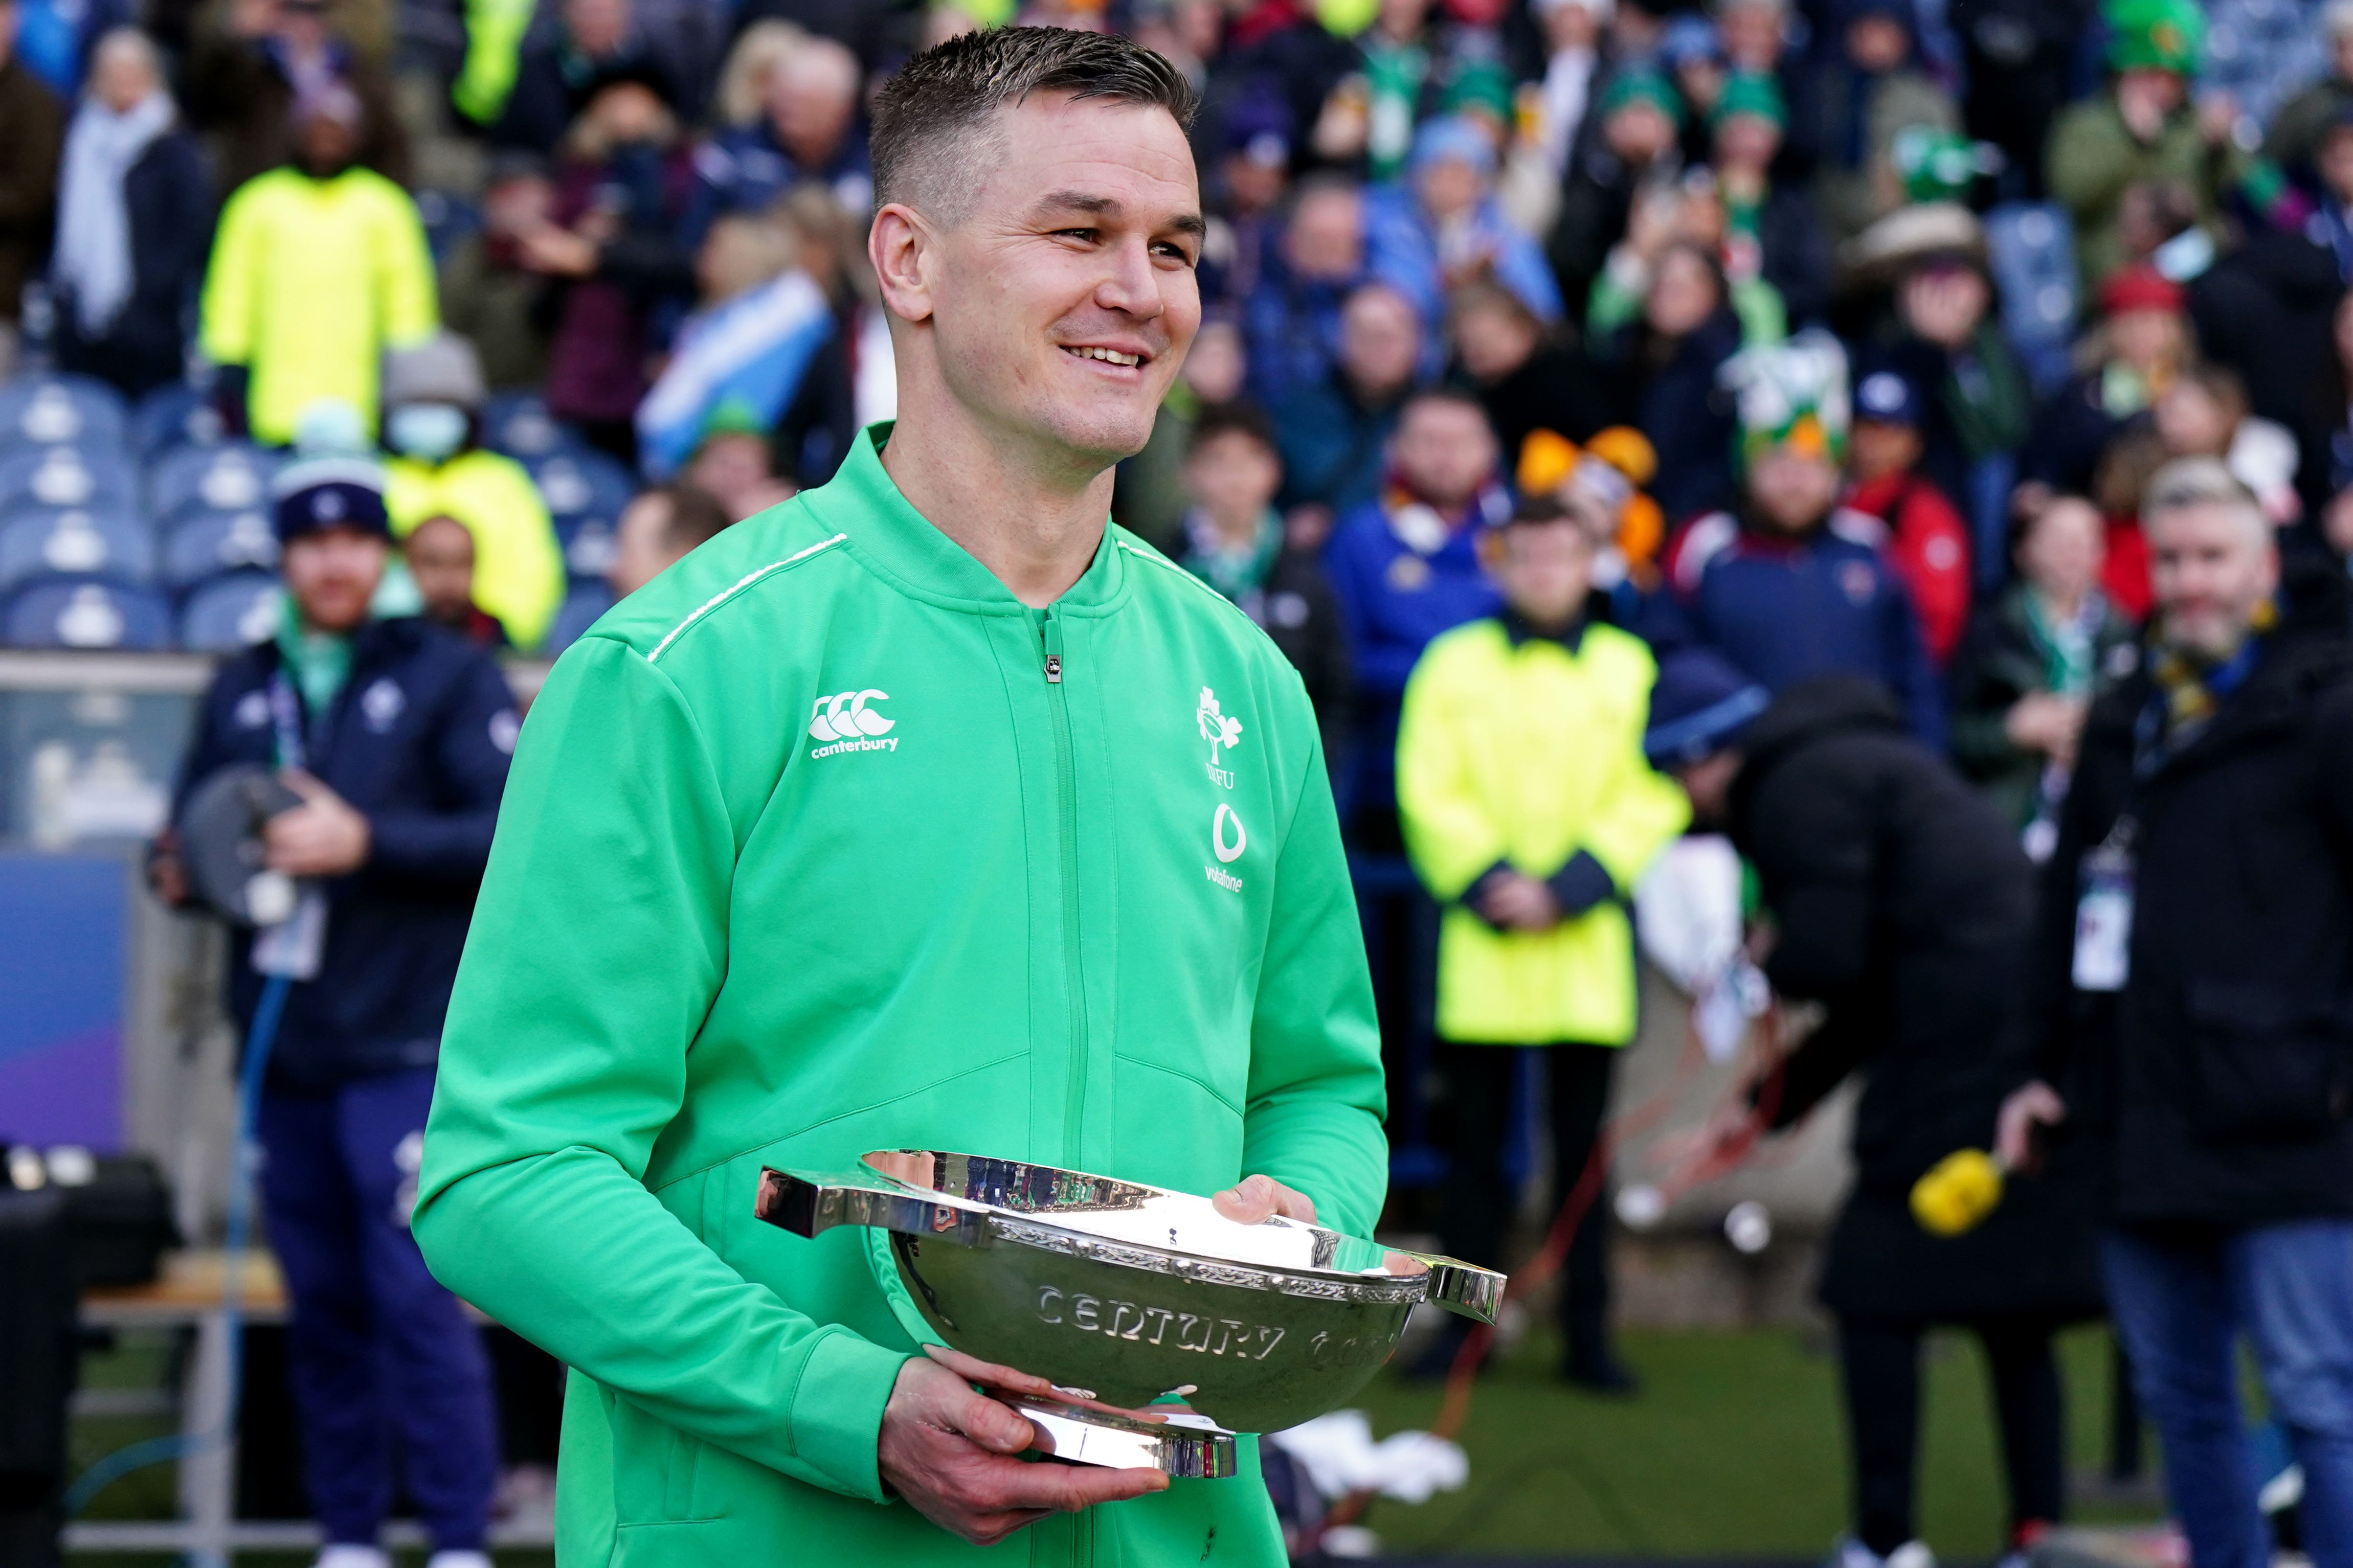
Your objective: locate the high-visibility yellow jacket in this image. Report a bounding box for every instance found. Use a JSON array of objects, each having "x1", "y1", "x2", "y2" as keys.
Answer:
[
  {"x1": 387, "y1": 449, "x2": 565, "y2": 651},
  {"x1": 200, "y1": 167, "x2": 438, "y2": 445},
  {"x1": 1397, "y1": 617, "x2": 1689, "y2": 1046}
]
